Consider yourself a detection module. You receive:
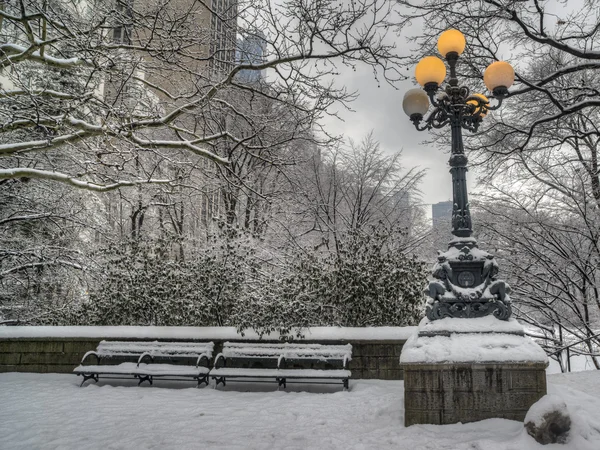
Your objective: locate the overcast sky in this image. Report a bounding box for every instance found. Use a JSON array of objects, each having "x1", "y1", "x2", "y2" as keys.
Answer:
[
  {"x1": 316, "y1": 15, "x2": 473, "y2": 221},
  {"x1": 321, "y1": 66, "x2": 456, "y2": 218}
]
